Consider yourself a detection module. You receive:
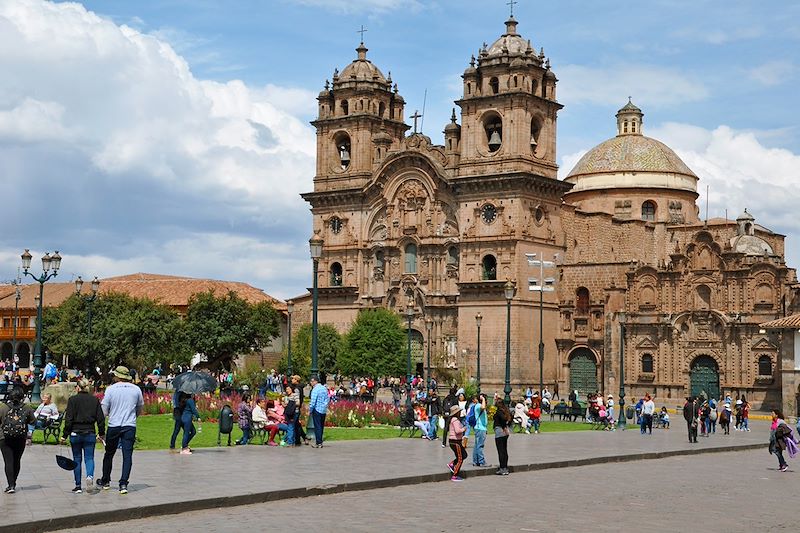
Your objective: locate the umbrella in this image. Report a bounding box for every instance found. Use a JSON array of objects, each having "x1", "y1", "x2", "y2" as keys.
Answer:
[
  {"x1": 56, "y1": 444, "x2": 77, "y2": 471},
  {"x1": 173, "y1": 371, "x2": 217, "y2": 394}
]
